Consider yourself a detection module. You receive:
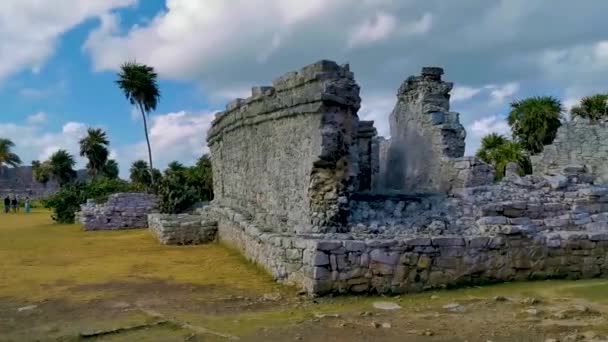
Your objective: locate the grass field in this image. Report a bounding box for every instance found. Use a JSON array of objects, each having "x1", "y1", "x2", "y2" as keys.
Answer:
[{"x1": 1, "y1": 210, "x2": 608, "y2": 341}]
